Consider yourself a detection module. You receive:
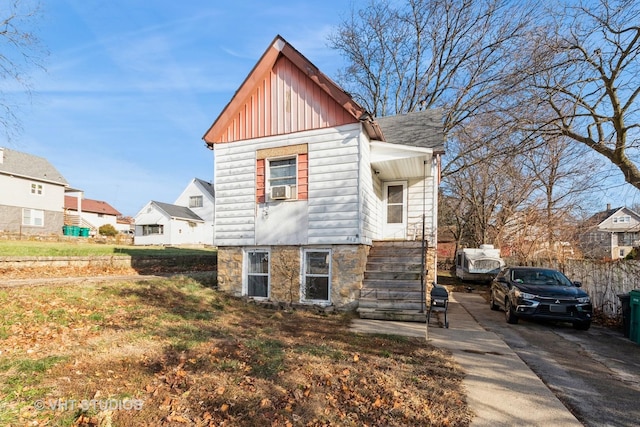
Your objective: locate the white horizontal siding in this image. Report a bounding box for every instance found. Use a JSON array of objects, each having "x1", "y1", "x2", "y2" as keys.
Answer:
[
  {"x1": 214, "y1": 123, "x2": 364, "y2": 246},
  {"x1": 406, "y1": 175, "x2": 435, "y2": 242},
  {"x1": 360, "y1": 133, "x2": 378, "y2": 243},
  {"x1": 307, "y1": 126, "x2": 362, "y2": 244},
  {"x1": 214, "y1": 142, "x2": 257, "y2": 246}
]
